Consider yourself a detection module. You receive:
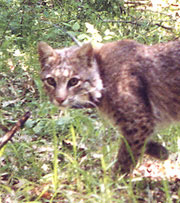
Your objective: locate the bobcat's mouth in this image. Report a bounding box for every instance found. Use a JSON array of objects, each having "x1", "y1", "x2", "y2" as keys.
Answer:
[
  {"x1": 70, "y1": 95, "x2": 99, "y2": 109},
  {"x1": 53, "y1": 97, "x2": 96, "y2": 109},
  {"x1": 71, "y1": 102, "x2": 96, "y2": 109}
]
